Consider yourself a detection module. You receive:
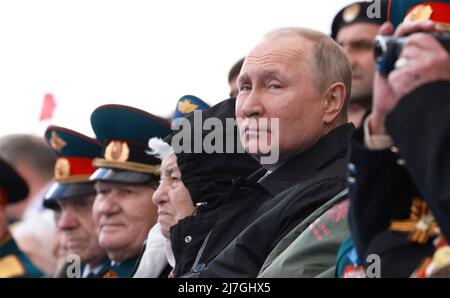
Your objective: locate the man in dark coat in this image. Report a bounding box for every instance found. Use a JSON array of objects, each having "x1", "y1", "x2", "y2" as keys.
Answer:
[
  {"x1": 186, "y1": 27, "x2": 353, "y2": 277},
  {"x1": 346, "y1": 2, "x2": 450, "y2": 277}
]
